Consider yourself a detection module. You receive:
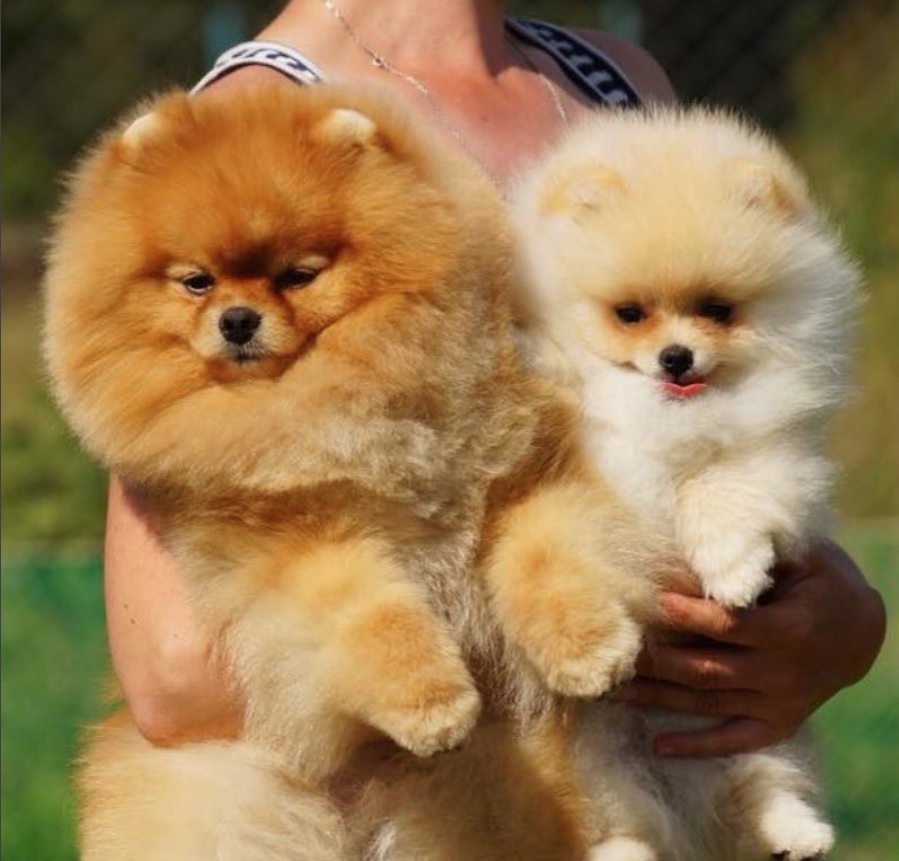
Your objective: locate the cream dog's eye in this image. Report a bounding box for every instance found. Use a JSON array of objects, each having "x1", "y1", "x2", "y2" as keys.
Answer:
[
  {"x1": 697, "y1": 300, "x2": 734, "y2": 324},
  {"x1": 181, "y1": 272, "x2": 216, "y2": 295},
  {"x1": 274, "y1": 266, "x2": 319, "y2": 291},
  {"x1": 614, "y1": 304, "x2": 646, "y2": 324}
]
